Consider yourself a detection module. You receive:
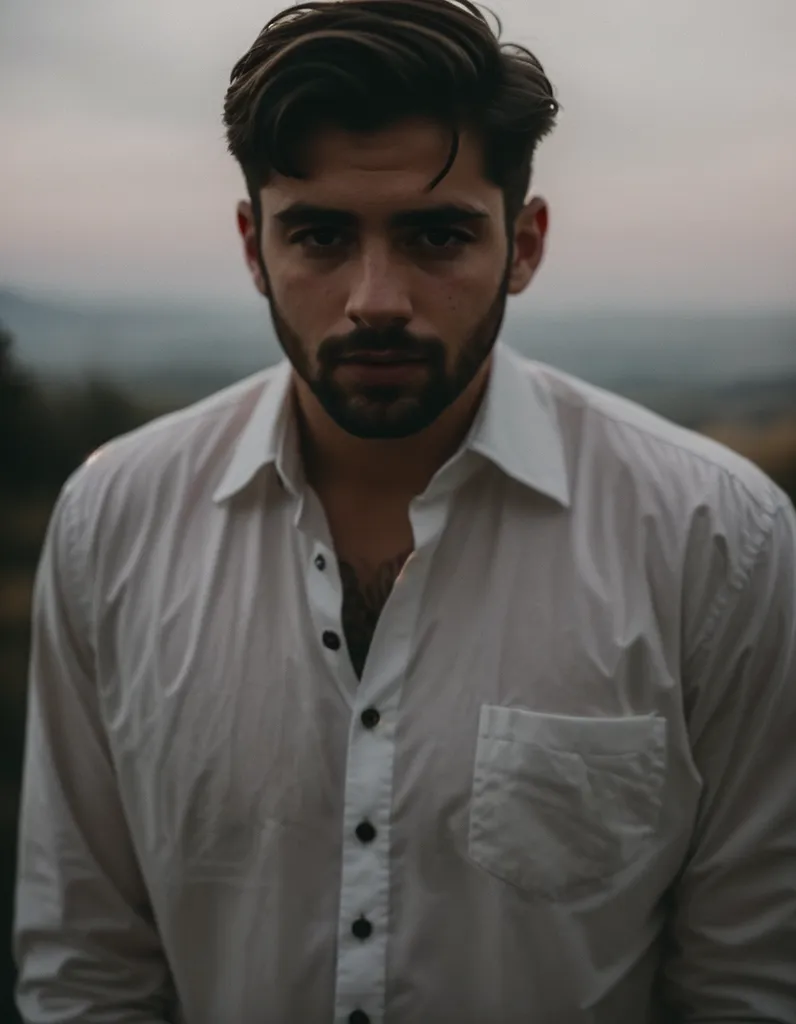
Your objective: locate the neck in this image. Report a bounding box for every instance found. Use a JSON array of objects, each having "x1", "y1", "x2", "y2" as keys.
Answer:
[{"x1": 294, "y1": 358, "x2": 492, "y2": 499}]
